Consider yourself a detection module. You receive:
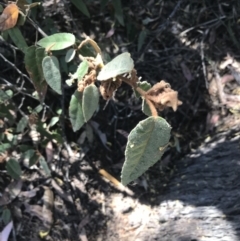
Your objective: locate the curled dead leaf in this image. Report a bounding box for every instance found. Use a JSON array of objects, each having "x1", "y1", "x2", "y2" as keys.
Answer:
[
  {"x1": 0, "y1": 4, "x2": 19, "y2": 31},
  {"x1": 146, "y1": 80, "x2": 182, "y2": 111},
  {"x1": 99, "y1": 78, "x2": 122, "y2": 100}
]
